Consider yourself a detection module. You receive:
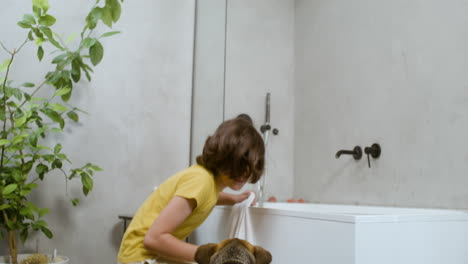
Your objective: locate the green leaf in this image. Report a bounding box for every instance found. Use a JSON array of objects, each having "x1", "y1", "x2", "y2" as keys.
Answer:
[
  {"x1": 36, "y1": 164, "x2": 48, "y2": 180},
  {"x1": 38, "y1": 208, "x2": 49, "y2": 218},
  {"x1": 33, "y1": 0, "x2": 49, "y2": 12},
  {"x1": 26, "y1": 202, "x2": 39, "y2": 211},
  {"x1": 24, "y1": 183, "x2": 38, "y2": 192},
  {"x1": 34, "y1": 220, "x2": 46, "y2": 227},
  {"x1": 0, "y1": 110, "x2": 5, "y2": 122},
  {"x1": 28, "y1": 30, "x2": 34, "y2": 40},
  {"x1": 39, "y1": 26, "x2": 63, "y2": 50},
  {"x1": 37, "y1": 46, "x2": 44, "y2": 61},
  {"x1": 61, "y1": 88, "x2": 72, "y2": 101},
  {"x1": 22, "y1": 160, "x2": 35, "y2": 175},
  {"x1": 71, "y1": 198, "x2": 79, "y2": 206},
  {"x1": 20, "y1": 189, "x2": 32, "y2": 196},
  {"x1": 17, "y1": 21, "x2": 32, "y2": 29},
  {"x1": 21, "y1": 82, "x2": 35, "y2": 87},
  {"x1": 51, "y1": 53, "x2": 68, "y2": 64},
  {"x1": 31, "y1": 97, "x2": 47, "y2": 102},
  {"x1": 67, "y1": 111, "x2": 79, "y2": 122},
  {"x1": 52, "y1": 159, "x2": 62, "y2": 169},
  {"x1": 50, "y1": 128, "x2": 62, "y2": 133},
  {"x1": 62, "y1": 69, "x2": 71, "y2": 80},
  {"x1": 66, "y1": 33, "x2": 77, "y2": 44},
  {"x1": 20, "y1": 207, "x2": 34, "y2": 220},
  {"x1": 33, "y1": 145, "x2": 50, "y2": 151},
  {"x1": 22, "y1": 14, "x2": 36, "y2": 25},
  {"x1": 57, "y1": 153, "x2": 71, "y2": 163},
  {"x1": 15, "y1": 115, "x2": 27, "y2": 127},
  {"x1": 32, "y1": 27, "x2": 43, "y2": 38},
  {"x1": 54, "y1": 143, "x2": 62, "y2": 154},
  {"x1": 30, "y1": 134, "x2": 38, "y2": 147},
  {"x1": 89, "y1": 41, "x2": 104, "y2": 66},
  {"x1": 86, "y1": 7, "x2": 103, "y2": 30},
  {"x1": 54, "y1": 87, "x2": 71, "y2": 97},
  {"x1": 71, "y1": 59, "x2": 81, "y2": 82},
  {"x1": 12, "y1": 170, "x2": 24, "y2": 182},
  {"x1": 100, "y1": 31, "x2": 120, "y2": 38},
  {"x1": 107, "y1": 0, "x2": 122, "y2": 22},
  {"x1": 0, "y1": 59, "x2": 11, "y2": 72},
  {"x1": 46, "y1": 71, "x2": 61, "y2": 84},
  {"x1": 82, "y1": 37, "x2": 97, "y2": 49},
  {"x1": 41, "y1": 227, "x2": 53, "y2": 239},
  {"x1": 0, "y1": 204, "x2": 11, "y2": 210},
  {"x1": 0, "y1": 139, "x2": 10, "y2": 146},
  {"x1": 81, "y1": 172, "x2": 93, "y2": 195},
  {"x1": 38, "y1": 15, "x2": 56, "y2": 26},
  {"x1": 91, "y1": 164, "x2": 103, "y2": 171},
  {"x1": 35, "y1": 37, "x2": 45, "y2": 46},
  {"x1": 32, "y1": 6, "x2": 42, "y2": 18},
  {"x1": 12, "y1": 133, "x2": 29, "y2": 145},
  {"x1": 3, "y1": 184, "x2": 18, "y2": 195},
  {"x1": 7, "y1": 101, "x2": 17, "y2": 108},
  {"x1": 101, "y1": 6, "x2": 113, "y2": 28},
  {"x1": 84, "y1": 70, "x2": 91, "y2": 81},
  {"x1": 12, "y1": 88, "x2": 23, "y2": 100},
  {"x1": 43, "y1": 108, "x2": 64, "y2": 129},
  {"x1": 50, "y1": 103, "x2": 68, "y2": 112},
  {"x1": 39, "y1": 26, "x2": 52, "y2": 38}
]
